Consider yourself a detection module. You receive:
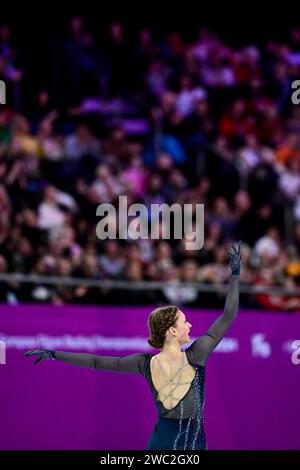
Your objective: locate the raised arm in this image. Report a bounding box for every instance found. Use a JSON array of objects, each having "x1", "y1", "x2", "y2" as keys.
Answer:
[
  {"x1": 24, "y1": 349, "x2": 148, "y2": 375},
  {"x1": 186, "y1": 241, "x2": 242, "y2": 366}
]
